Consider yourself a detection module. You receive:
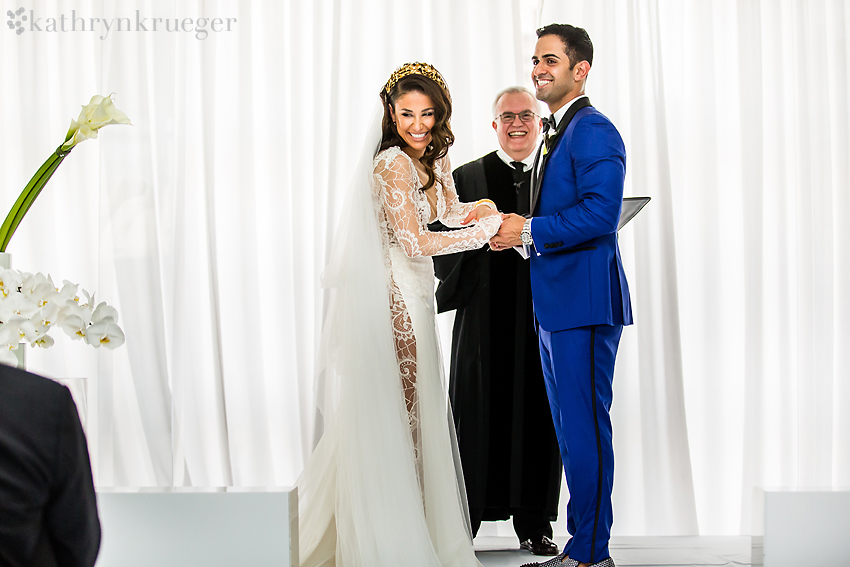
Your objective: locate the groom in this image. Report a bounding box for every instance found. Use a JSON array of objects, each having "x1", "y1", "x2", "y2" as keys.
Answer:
[{"x1": 490, "y1": 23, "x2": 631, "y2": 567}]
